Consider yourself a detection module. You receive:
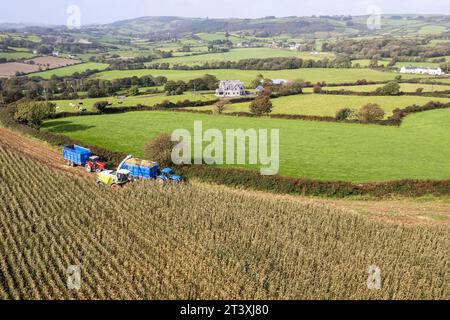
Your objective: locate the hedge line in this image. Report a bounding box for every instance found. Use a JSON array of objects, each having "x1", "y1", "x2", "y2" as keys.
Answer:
[{"x1": 1, "y1": 105, "x2": 449, "y2": 198}]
